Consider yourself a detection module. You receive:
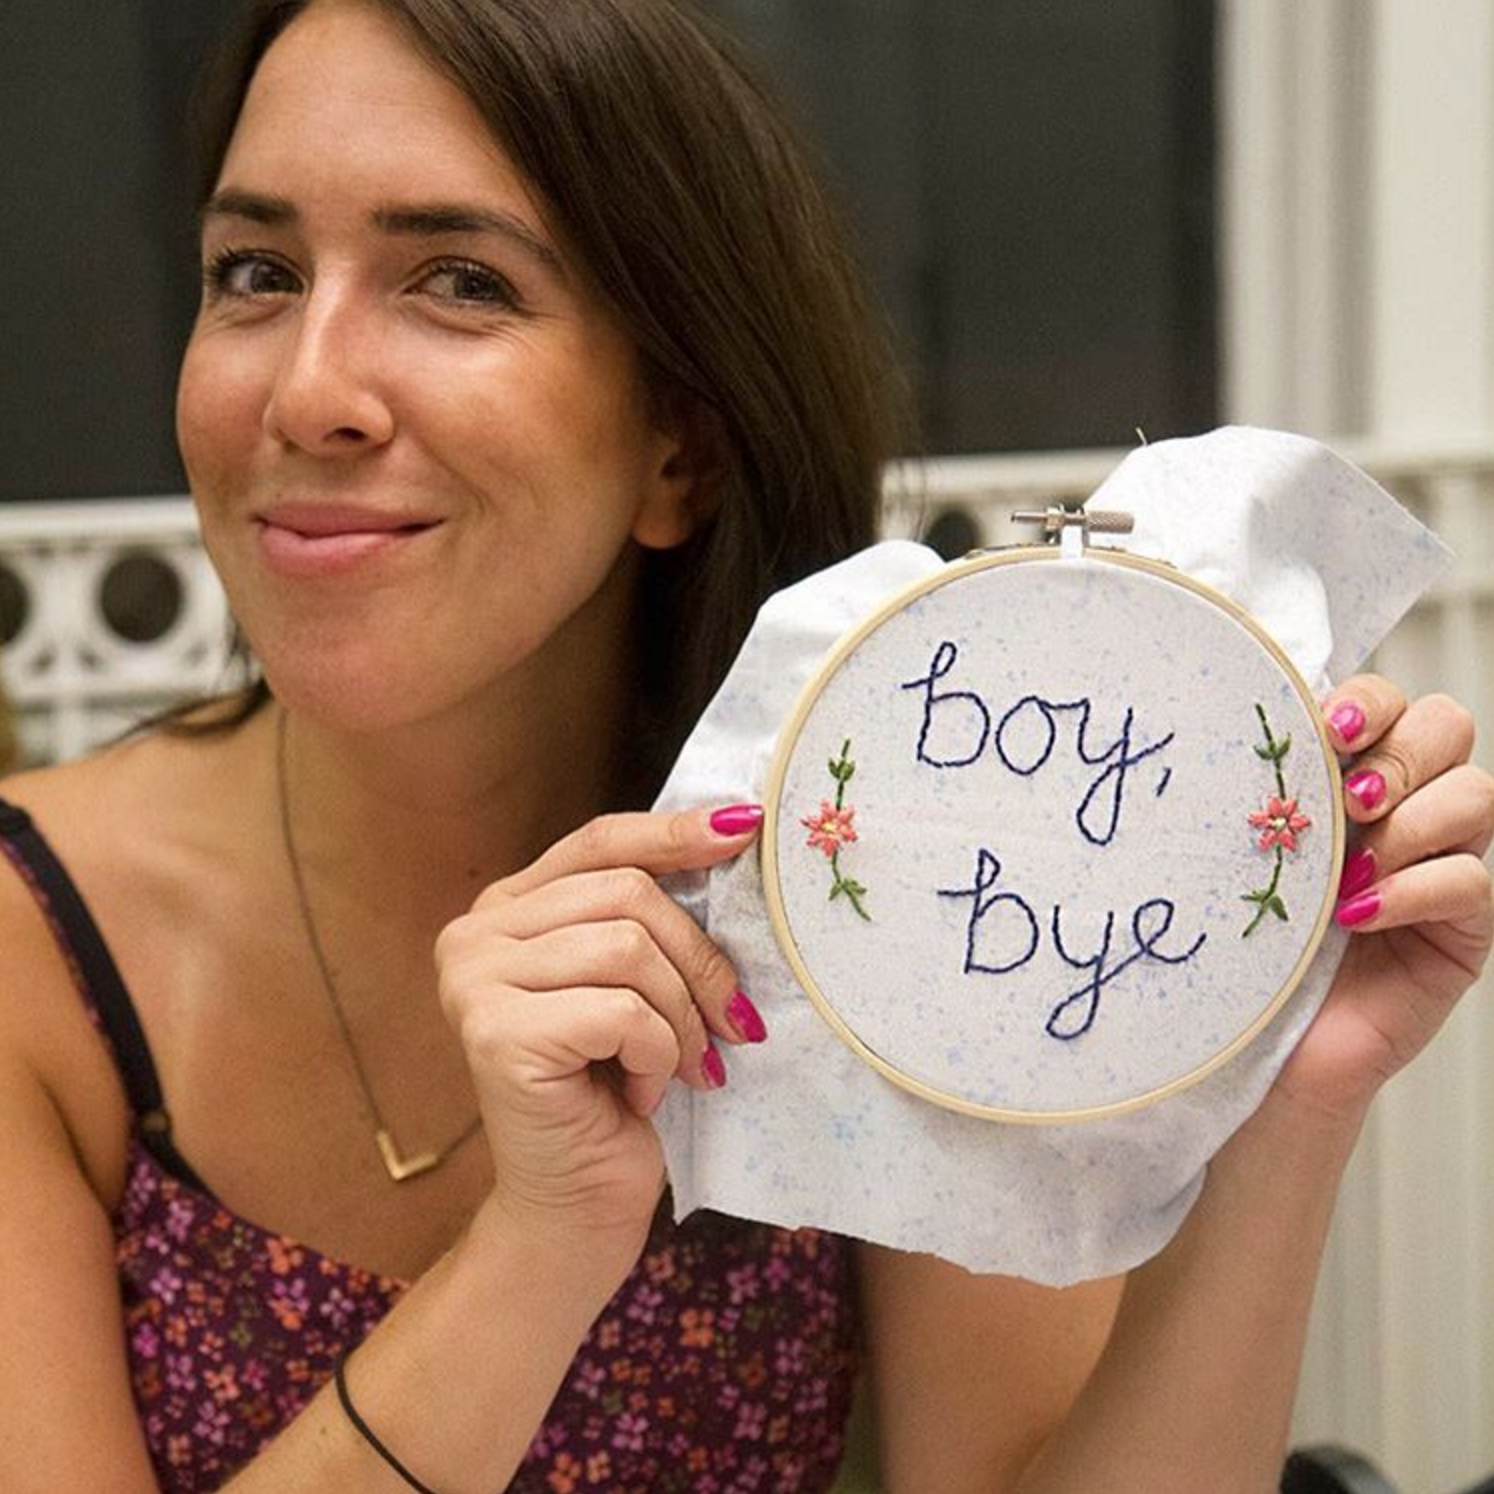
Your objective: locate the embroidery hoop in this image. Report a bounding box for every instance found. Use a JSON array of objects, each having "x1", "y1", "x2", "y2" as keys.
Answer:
[{"x1": 761, "y1": 509, "x2": 1345, "y2": 1124}]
